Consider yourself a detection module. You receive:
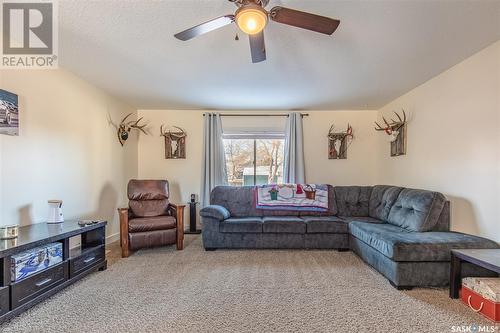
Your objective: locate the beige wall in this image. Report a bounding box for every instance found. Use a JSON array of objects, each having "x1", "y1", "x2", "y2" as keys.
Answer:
[
  {"x1": 304, "y1": 111, "x2": 378, "y2": 186},
  {"x1": 138, "y1": 43, "x2": 500, "y2": 242},
  {"x1": 0, "y1": 69, "x2": 138, "y2": 241},
  {"x1": 1, "y1": 42, "x2": 497, "y2": 244},
  {"x1": 376, "y1": 41, "x2": 500, "y2": 242},
  {"x1": 137, "y1": 110, "x2": 204, "y2": 206},
  {"x1": 137, "y1": 110, "x2": 378, "y2": 225}
]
